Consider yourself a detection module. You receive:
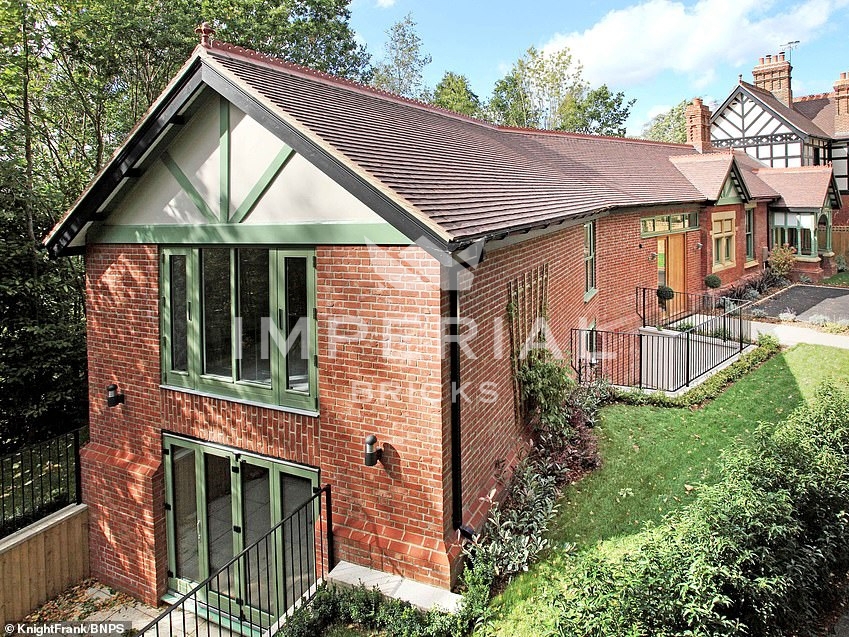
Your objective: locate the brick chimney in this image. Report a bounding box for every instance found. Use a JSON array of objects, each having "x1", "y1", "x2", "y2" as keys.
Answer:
[
  {"x1": 752, "y1": 52, "x2": 793, "y2": 108},
  {"x1": 685, "y1": 97, "x2": 712, "y2": 153},
  {"x1": 834, "y1": 71, "x2": 849, "y2": 135}
]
